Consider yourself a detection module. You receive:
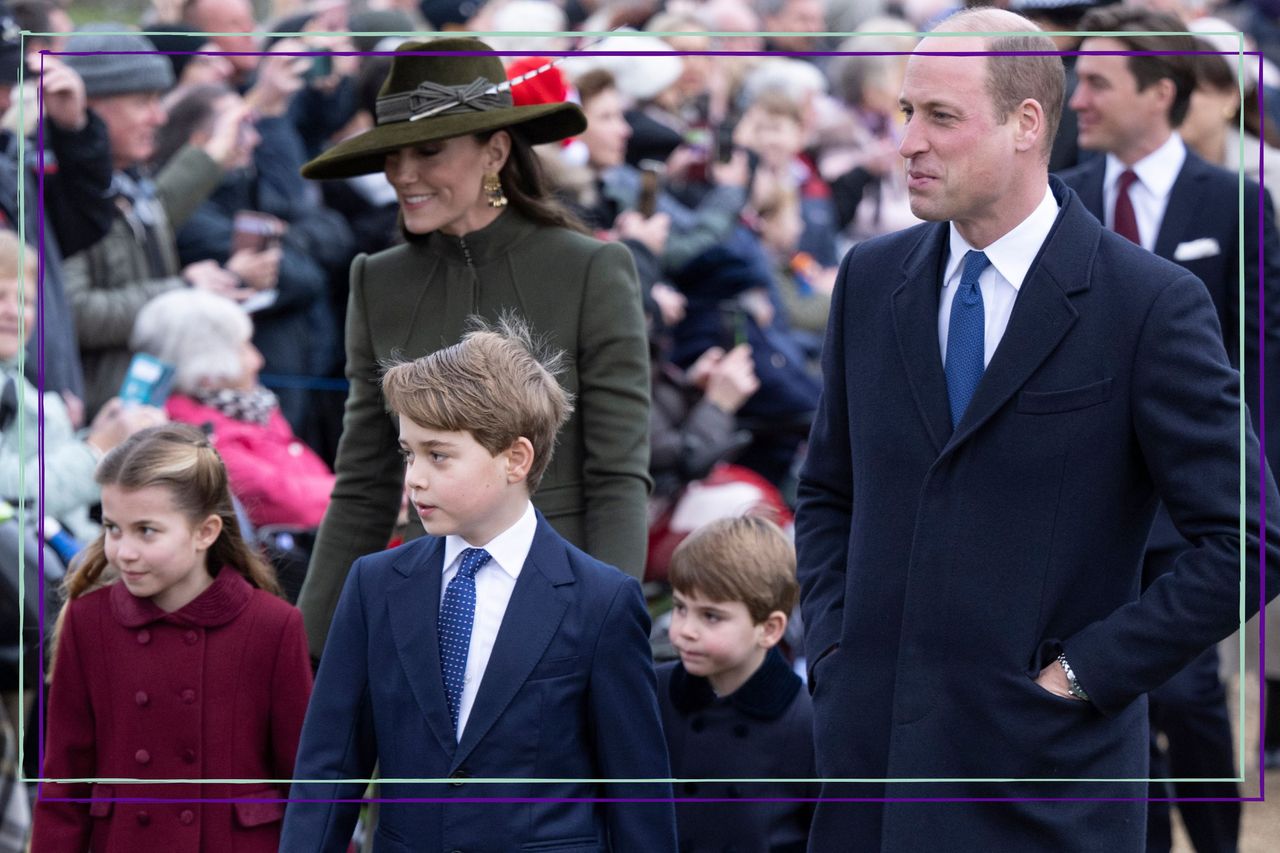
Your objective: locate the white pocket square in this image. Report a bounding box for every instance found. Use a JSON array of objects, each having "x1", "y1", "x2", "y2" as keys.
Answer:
[{"x1": 1173, "y1": 237, "x2": 1220, "y2": 261}]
